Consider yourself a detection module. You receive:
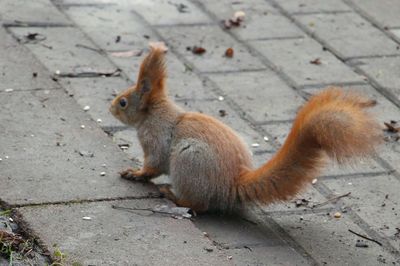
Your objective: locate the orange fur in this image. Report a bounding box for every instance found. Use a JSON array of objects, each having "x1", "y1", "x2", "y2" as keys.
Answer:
[
  {"x1": 110, "y1": 47, "x2": 382, "y2": 212},
  {"x1": 237, "y1": 88, "x2": 382, "y2": 204}
]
